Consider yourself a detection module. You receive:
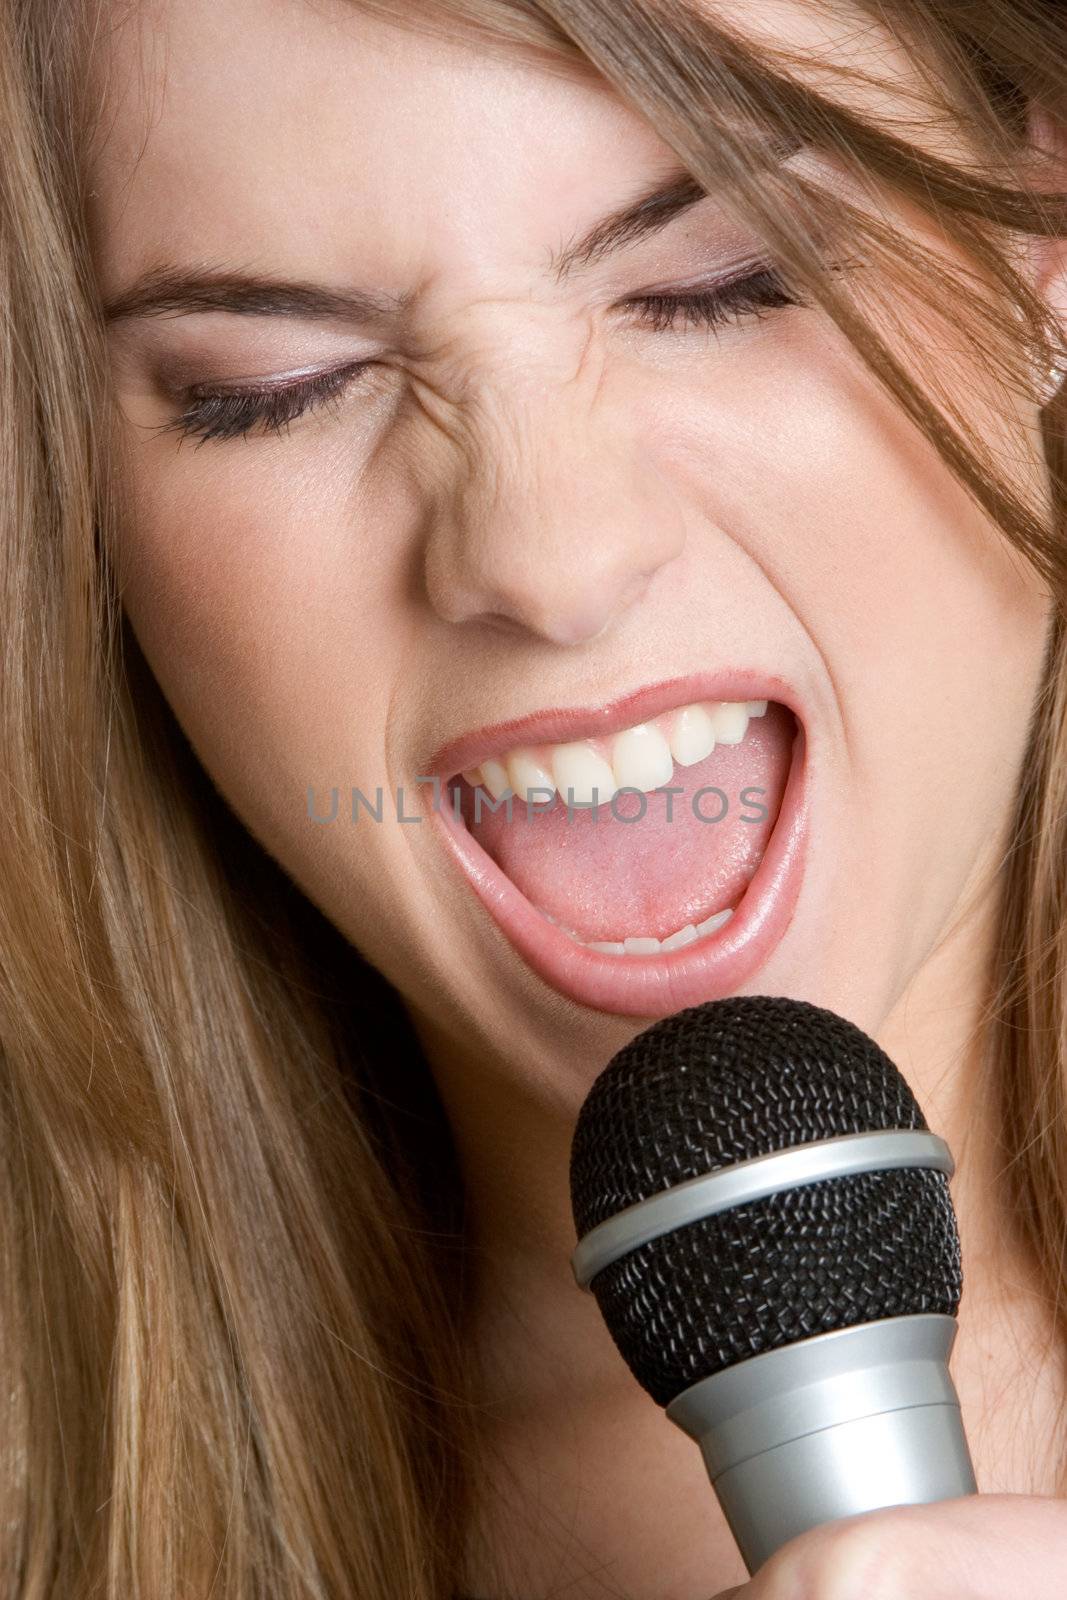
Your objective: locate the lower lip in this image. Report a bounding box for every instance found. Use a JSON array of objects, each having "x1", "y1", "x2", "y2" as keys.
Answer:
[{"x1": 427, "y1": 719, "x2": 810, "y2": 1017}]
